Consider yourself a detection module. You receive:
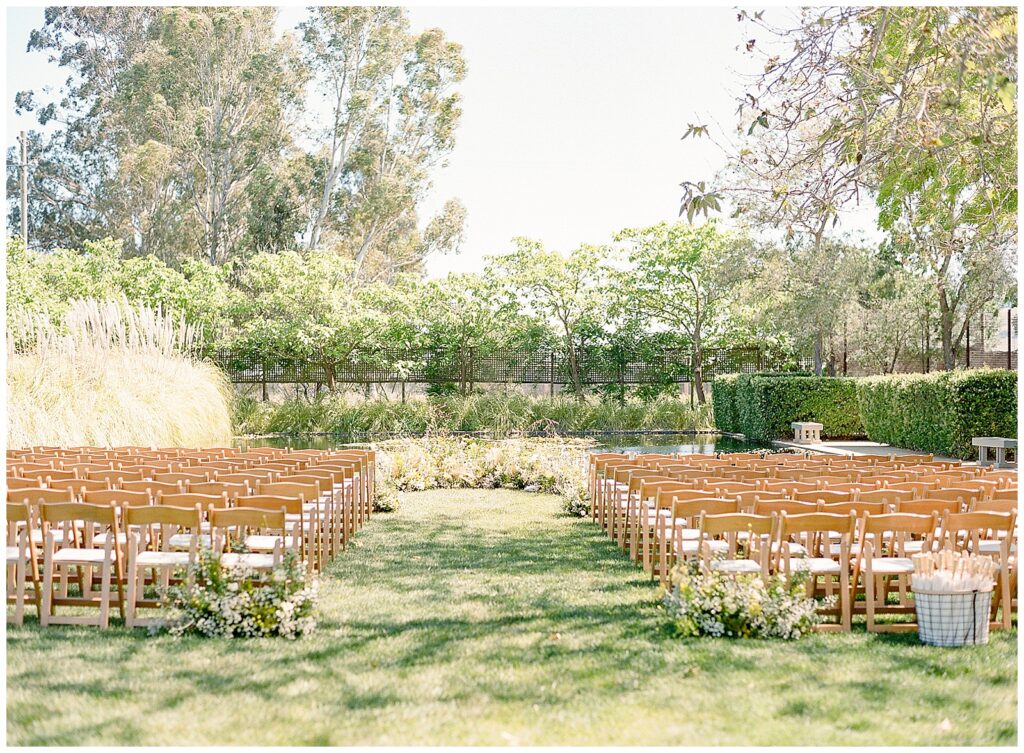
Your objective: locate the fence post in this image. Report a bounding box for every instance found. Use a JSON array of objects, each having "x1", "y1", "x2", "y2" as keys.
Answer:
[
  {"x1": 549, "y1": 351, "x2": 555, "y2": 398},
  {"x1": 261, "y1": 359, "x2": 268, "y2": 402},
  {"x1": 1009, "y1": 308, "x2": 1013, "y2": 371}
]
